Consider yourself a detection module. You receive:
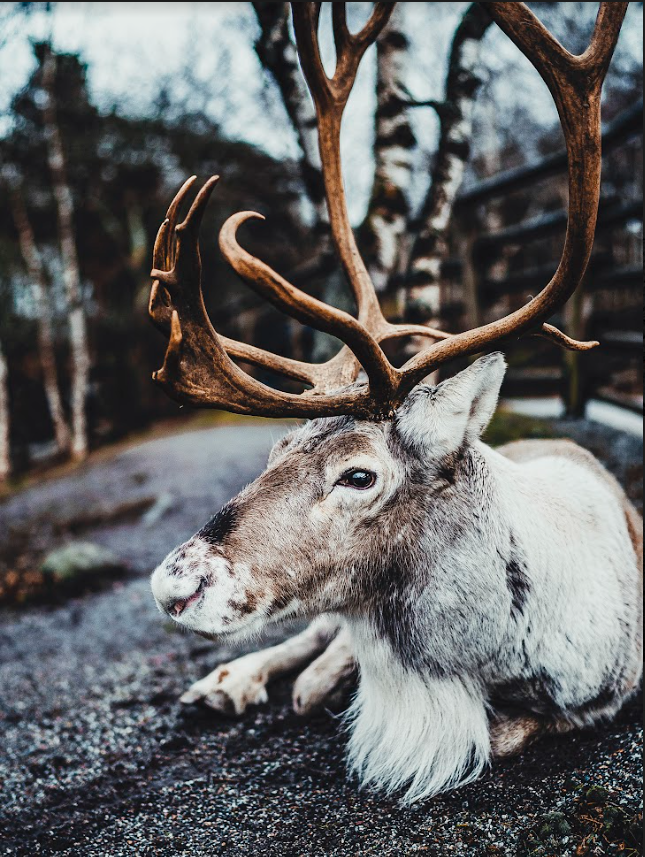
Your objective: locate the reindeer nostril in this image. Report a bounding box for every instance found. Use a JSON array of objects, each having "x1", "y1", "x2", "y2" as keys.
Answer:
[
  {"x1": 167, "y1": 578, "x2": 207, "y2": 619},
  {"x1": 170, "y1": 598, "x2": 187, "y2": 617}
]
